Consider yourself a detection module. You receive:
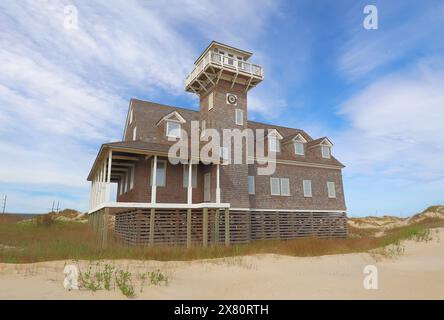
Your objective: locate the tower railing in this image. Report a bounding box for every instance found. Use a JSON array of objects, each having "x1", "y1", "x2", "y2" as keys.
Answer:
[{"x1": 185, "y1": 51, "x2": 263, "y2": 88}]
